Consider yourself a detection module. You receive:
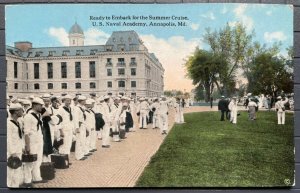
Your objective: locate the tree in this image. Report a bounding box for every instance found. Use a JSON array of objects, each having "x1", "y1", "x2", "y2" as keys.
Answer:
[
  {"x1": 249, "y1": 53, "x2": 293, "y2": 97},
  {"x1": 185, "y1": 48, "x2": 226, "y2": 102},
  {"x1": 203, "y1": 22, "x2": 253, "y2": 96}
]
